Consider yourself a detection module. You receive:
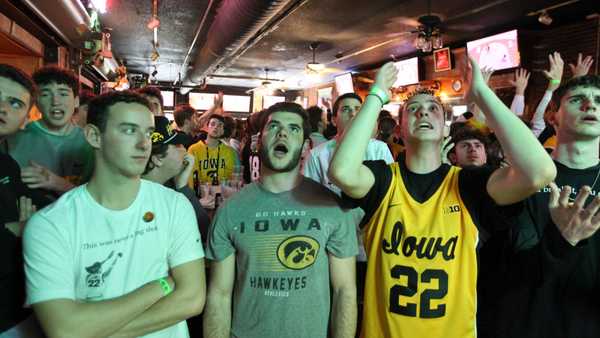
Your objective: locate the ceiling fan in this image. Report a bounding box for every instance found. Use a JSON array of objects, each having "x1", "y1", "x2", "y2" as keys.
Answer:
[
  {"x1": 384, "y1": 0, "x2": 491, "y2": 52},
  {"x1": 245, "y1": 68, "x2": 284, "y2": 94},
  {"x1": 305, "y1": 42, "x2": 343, "y2": 75}
]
